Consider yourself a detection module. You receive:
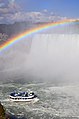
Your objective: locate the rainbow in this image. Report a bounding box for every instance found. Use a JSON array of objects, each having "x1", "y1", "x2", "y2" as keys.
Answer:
[{"x1": 0, "y1": 19, "x2": 76, "y2": 51}]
